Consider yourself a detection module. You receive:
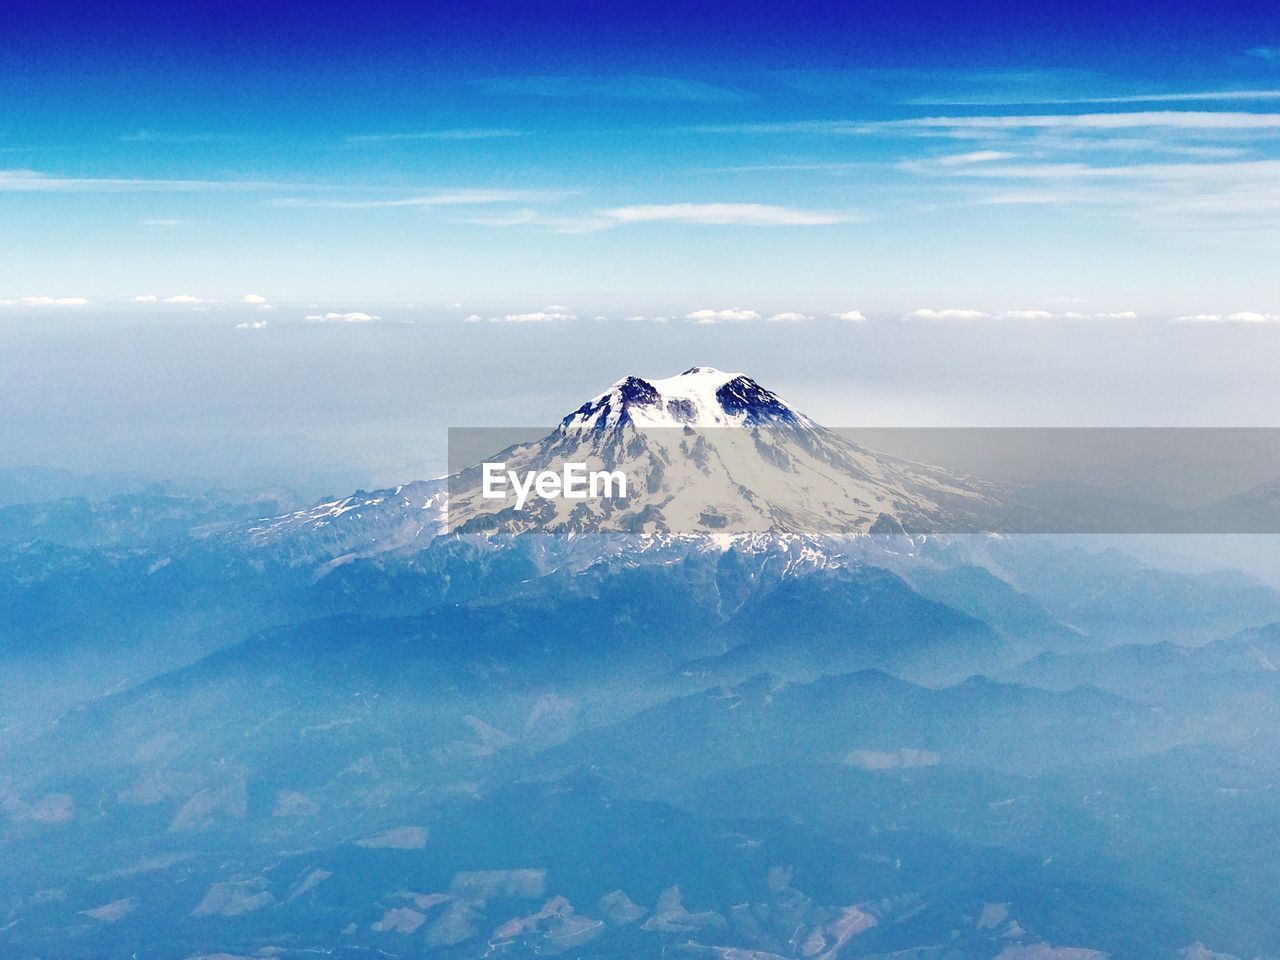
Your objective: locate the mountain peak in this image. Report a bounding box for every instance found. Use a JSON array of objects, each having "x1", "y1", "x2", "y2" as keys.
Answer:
[
  {"x1": 678, "y1": 365, "x2": 728, "y2": 377},
  {"x1": 250, "y1": 365, "x2": 1000, "y2": 552},
  {"x1": 566, "y1": 367, "x2": 798, "y2": 431}
]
